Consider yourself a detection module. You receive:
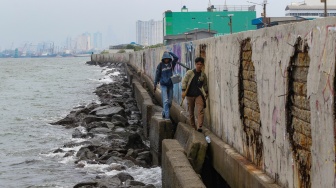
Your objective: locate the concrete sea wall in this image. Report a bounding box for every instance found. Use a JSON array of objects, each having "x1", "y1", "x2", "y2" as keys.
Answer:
[{"x1": 94, "y1": 17, "x2": 336, "y2": 188}]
